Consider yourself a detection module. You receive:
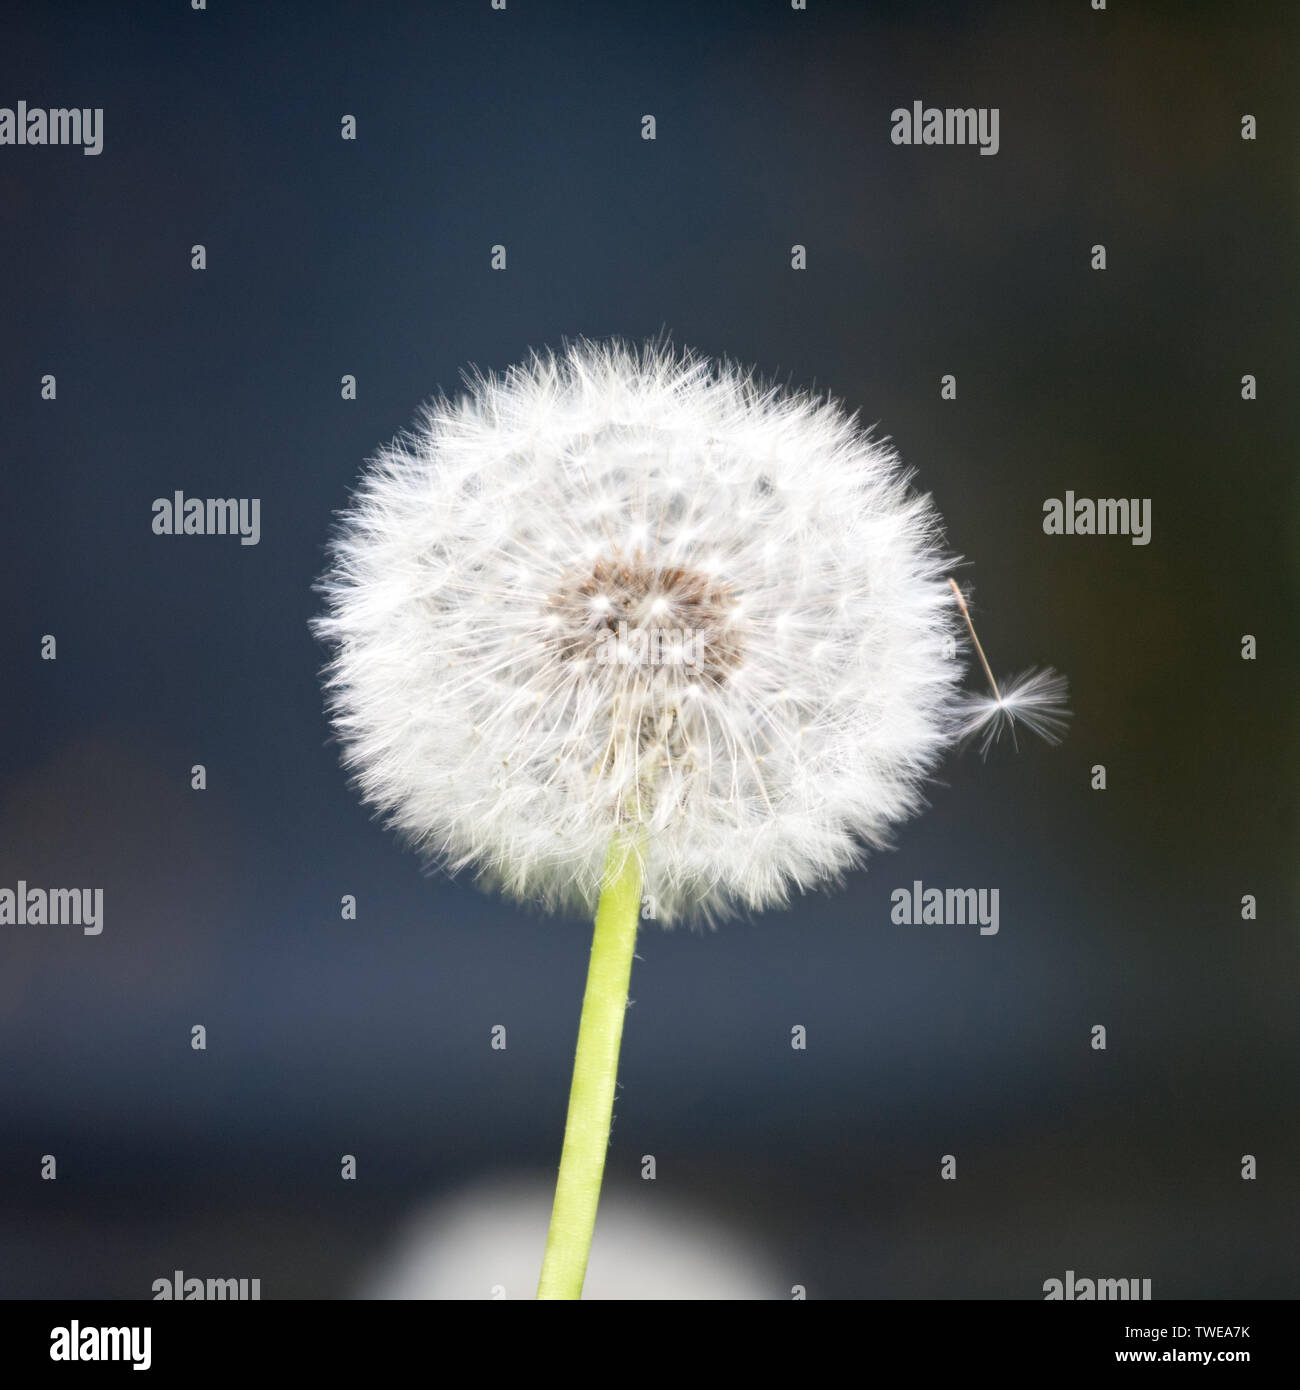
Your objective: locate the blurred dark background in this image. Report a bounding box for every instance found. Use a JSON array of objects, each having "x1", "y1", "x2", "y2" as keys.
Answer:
[{"x1": 1, "y1": 0, "x2": 1296, "y2": 1298}]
